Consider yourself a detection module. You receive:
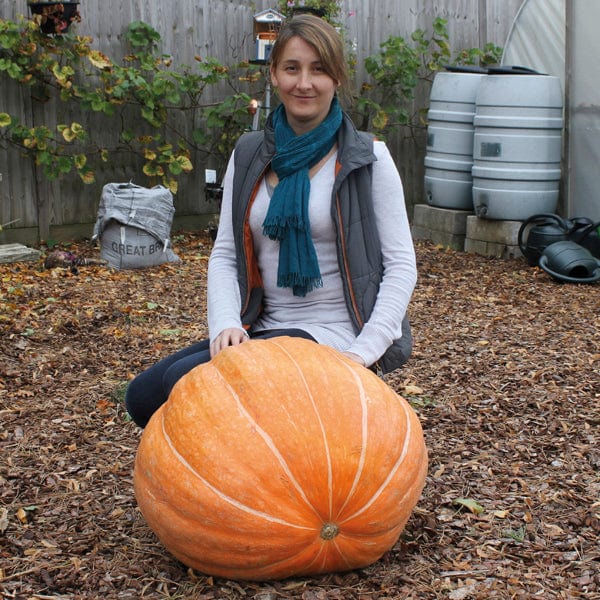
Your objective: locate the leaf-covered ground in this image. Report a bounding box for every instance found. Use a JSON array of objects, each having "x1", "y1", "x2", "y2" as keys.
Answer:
[{"x1": 1, "y1": 232, "x2": 599, "y2": 600}]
